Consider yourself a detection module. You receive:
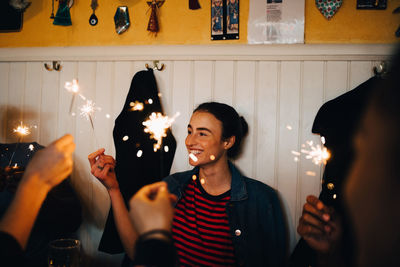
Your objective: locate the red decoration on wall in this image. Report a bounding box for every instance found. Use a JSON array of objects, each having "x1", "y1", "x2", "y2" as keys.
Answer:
[{"x1": 147, "y1": 0, "x2": 164, "y2": 35}]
